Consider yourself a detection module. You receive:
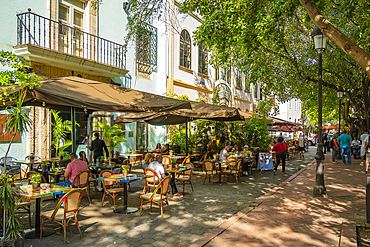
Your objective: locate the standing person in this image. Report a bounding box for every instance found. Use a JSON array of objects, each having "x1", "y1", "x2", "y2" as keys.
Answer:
[
  {"x1": 148, "y1": 155, "x2": 183, "y2": 198},
  {"x1": 57, "y1": 153, "x2": 89, "y2": 188},
  {"x1": 338, "y1": 130, "x2": 352, "y2": 164},
  {"x1": 272, "y1": 137, "x2": 288, "y2": 175},
  {"x1": 326, "y1": 133, "x2": 332, "y2": 152},
  {"x1": 332, "y1": 134, "x2": 340, "y2": 163},
  {"x1": 364, "y1": 135, "x2": 370, "y2": 174},
  {"x1": 298, "y1": 133, "x2": 305, "y2": 159},
  {"x1": 87, "y1": 132, "x2": 109, "y2": 165},
  {"x1": 219, "y1": 143, "x2": 230, "y2": 162},
  {"x1": 323, "y1": 133, "x2": 327, "y2": 154},
  {"x1": 360, "y1": 130, "x2": 370, "y2": 166}
]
